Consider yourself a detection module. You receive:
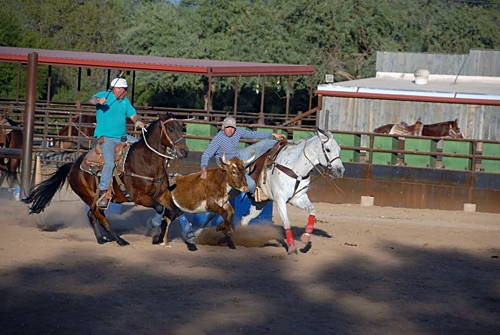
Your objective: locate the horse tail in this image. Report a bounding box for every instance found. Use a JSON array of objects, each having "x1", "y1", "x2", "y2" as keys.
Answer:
[{"x1": 22, "y1": 162, "x2": 73, "y2": 214}]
